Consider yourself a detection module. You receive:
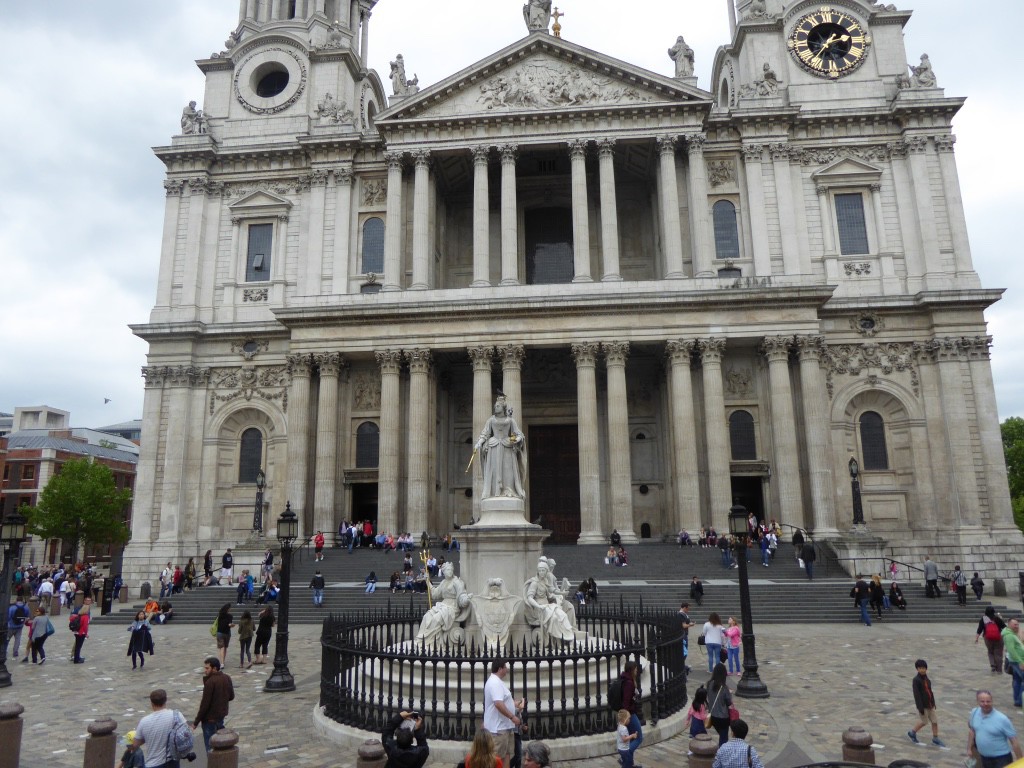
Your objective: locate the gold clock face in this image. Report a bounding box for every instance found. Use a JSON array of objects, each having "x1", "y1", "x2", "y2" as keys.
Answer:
[{"x1": 788, "y1": 7, "x2": 871, "y2": 79}]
